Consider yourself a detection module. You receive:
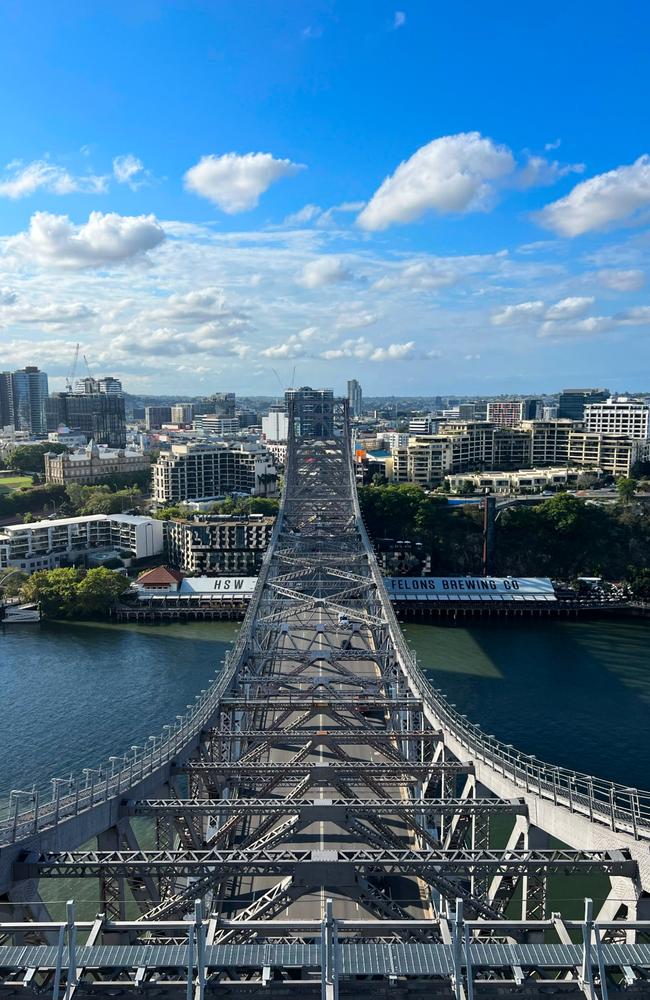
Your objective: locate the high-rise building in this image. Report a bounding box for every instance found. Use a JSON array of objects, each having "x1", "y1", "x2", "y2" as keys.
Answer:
[
  {"x1": 11, "y1": 367, "x2": 49, "y2": 435},
  {"x1": 74, "y1": 375, "x2": 123, "y2": 396},
  {"x1": 0, "y1": 373, "x2": 14, "y2": 430},
  {"x1": 347, "y1": 379, "x2": 363, "y2": 418},
  {"x1": 47, "y1": 392, "x2": 126, "y2": 447},
  {"x1": 262, "y1": 405, "x2": 289, "y2": 442},
  {"x1": 145, "y1": 405, "x2": 173, "y2": 430},
  {"x1": 170, "y1": 403, "x2": 194, "y2": 425},
  {"x1": 213, "y1": 392, "x2": 236, "y2": 418},
  {"x1": 285, "y1": 387, "x2": 334, "y2": 438},
  {"x1": 486, "y1": 400, "x2": 525, "y2": 428},
  {"x1": 97, "y1": 376, "x2": 123, "y2": 395},
  {"x1": 584, "y1": 398, "x2": 650, "y2": 439},
  {"x1": 558, "y1": 388, "x2": 609, "y2": 420}
]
